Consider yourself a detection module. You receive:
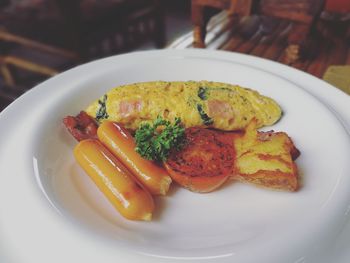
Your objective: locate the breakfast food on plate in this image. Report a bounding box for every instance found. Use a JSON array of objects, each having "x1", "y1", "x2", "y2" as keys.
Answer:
[
  {"x1": 164, "y1": 127, "x2": 235, "y2": 193},
  {"x1": 233, "y1": 120, "x2": 300, "y2": 191},
  {"x1": 74, "y1": 139, "x2": 154, "y2": 221},
  {"x1": 97, "y1": 121, "x2": 172, "y2": 195},
  {"x1": 63, "y1": 111, "x2": 98, "y2": 141},
  {"x1": 164, "y1": 120, "x2": 300, "y2": 192},
  {"x1": 85, "y1": 81, "x2": 282, "y2": 131},
  {"x1": 63, "y1": 80, "x2": 301, "y2": 221}
]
